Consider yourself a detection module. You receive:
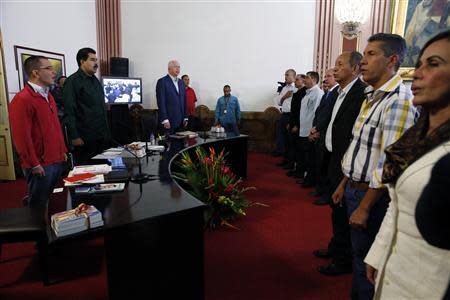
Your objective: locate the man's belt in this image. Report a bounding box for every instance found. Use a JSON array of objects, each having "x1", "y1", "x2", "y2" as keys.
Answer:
[{"x1": 348, "y1": 179, "x2": 369, "y2": 191}]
